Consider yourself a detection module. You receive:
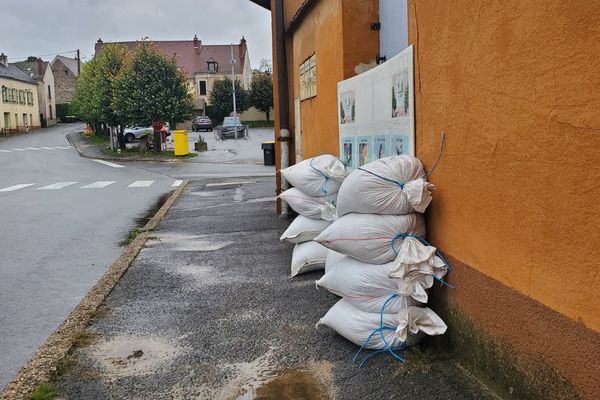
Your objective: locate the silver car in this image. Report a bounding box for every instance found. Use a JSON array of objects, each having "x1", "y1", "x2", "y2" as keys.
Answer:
[{"x1": 124, "y1": 127, "x2": 152, "y2": 143}]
